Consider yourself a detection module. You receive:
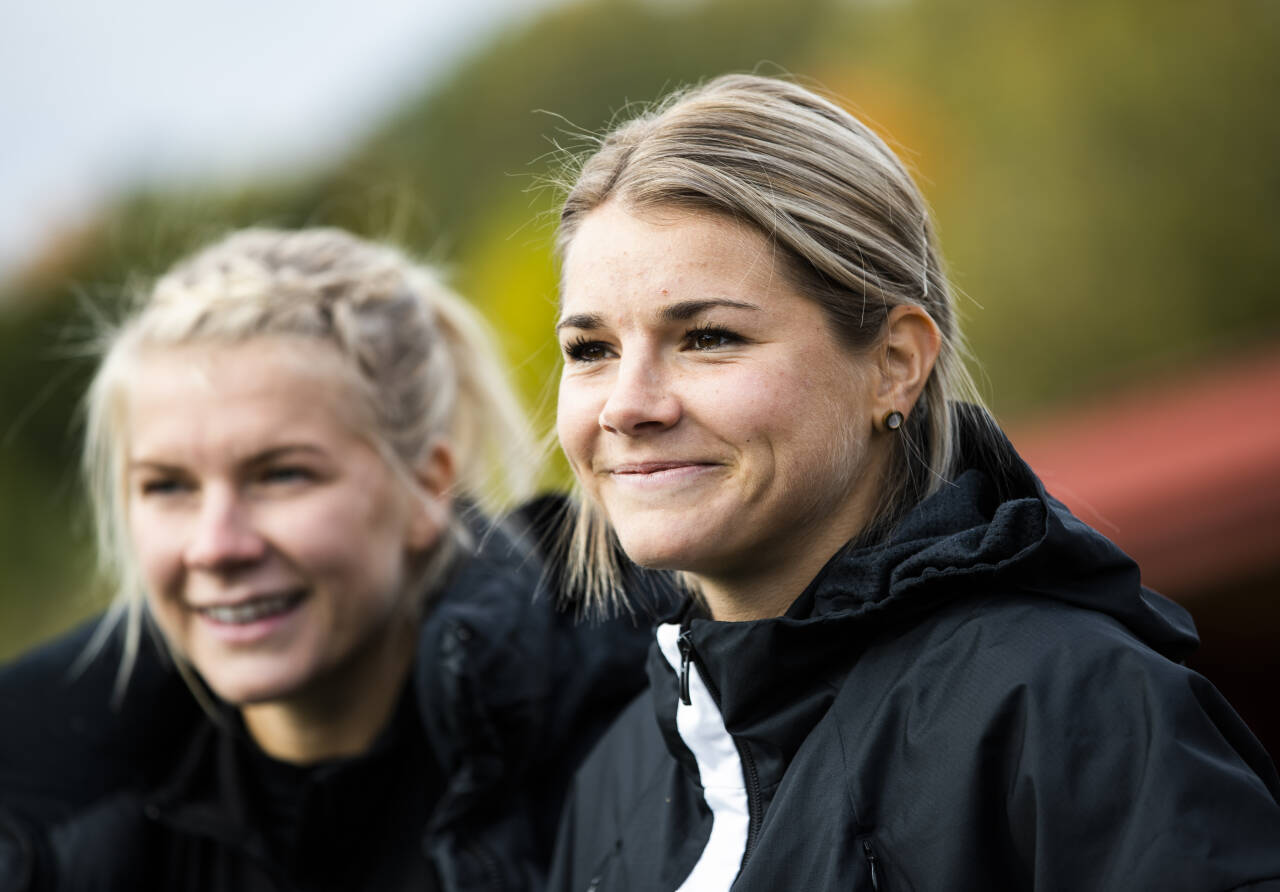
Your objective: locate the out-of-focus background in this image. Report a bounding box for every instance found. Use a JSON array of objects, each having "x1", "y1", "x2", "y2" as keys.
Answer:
[{"x1": 2, "y1": 0, "x2": 1277, "y2": 754}]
